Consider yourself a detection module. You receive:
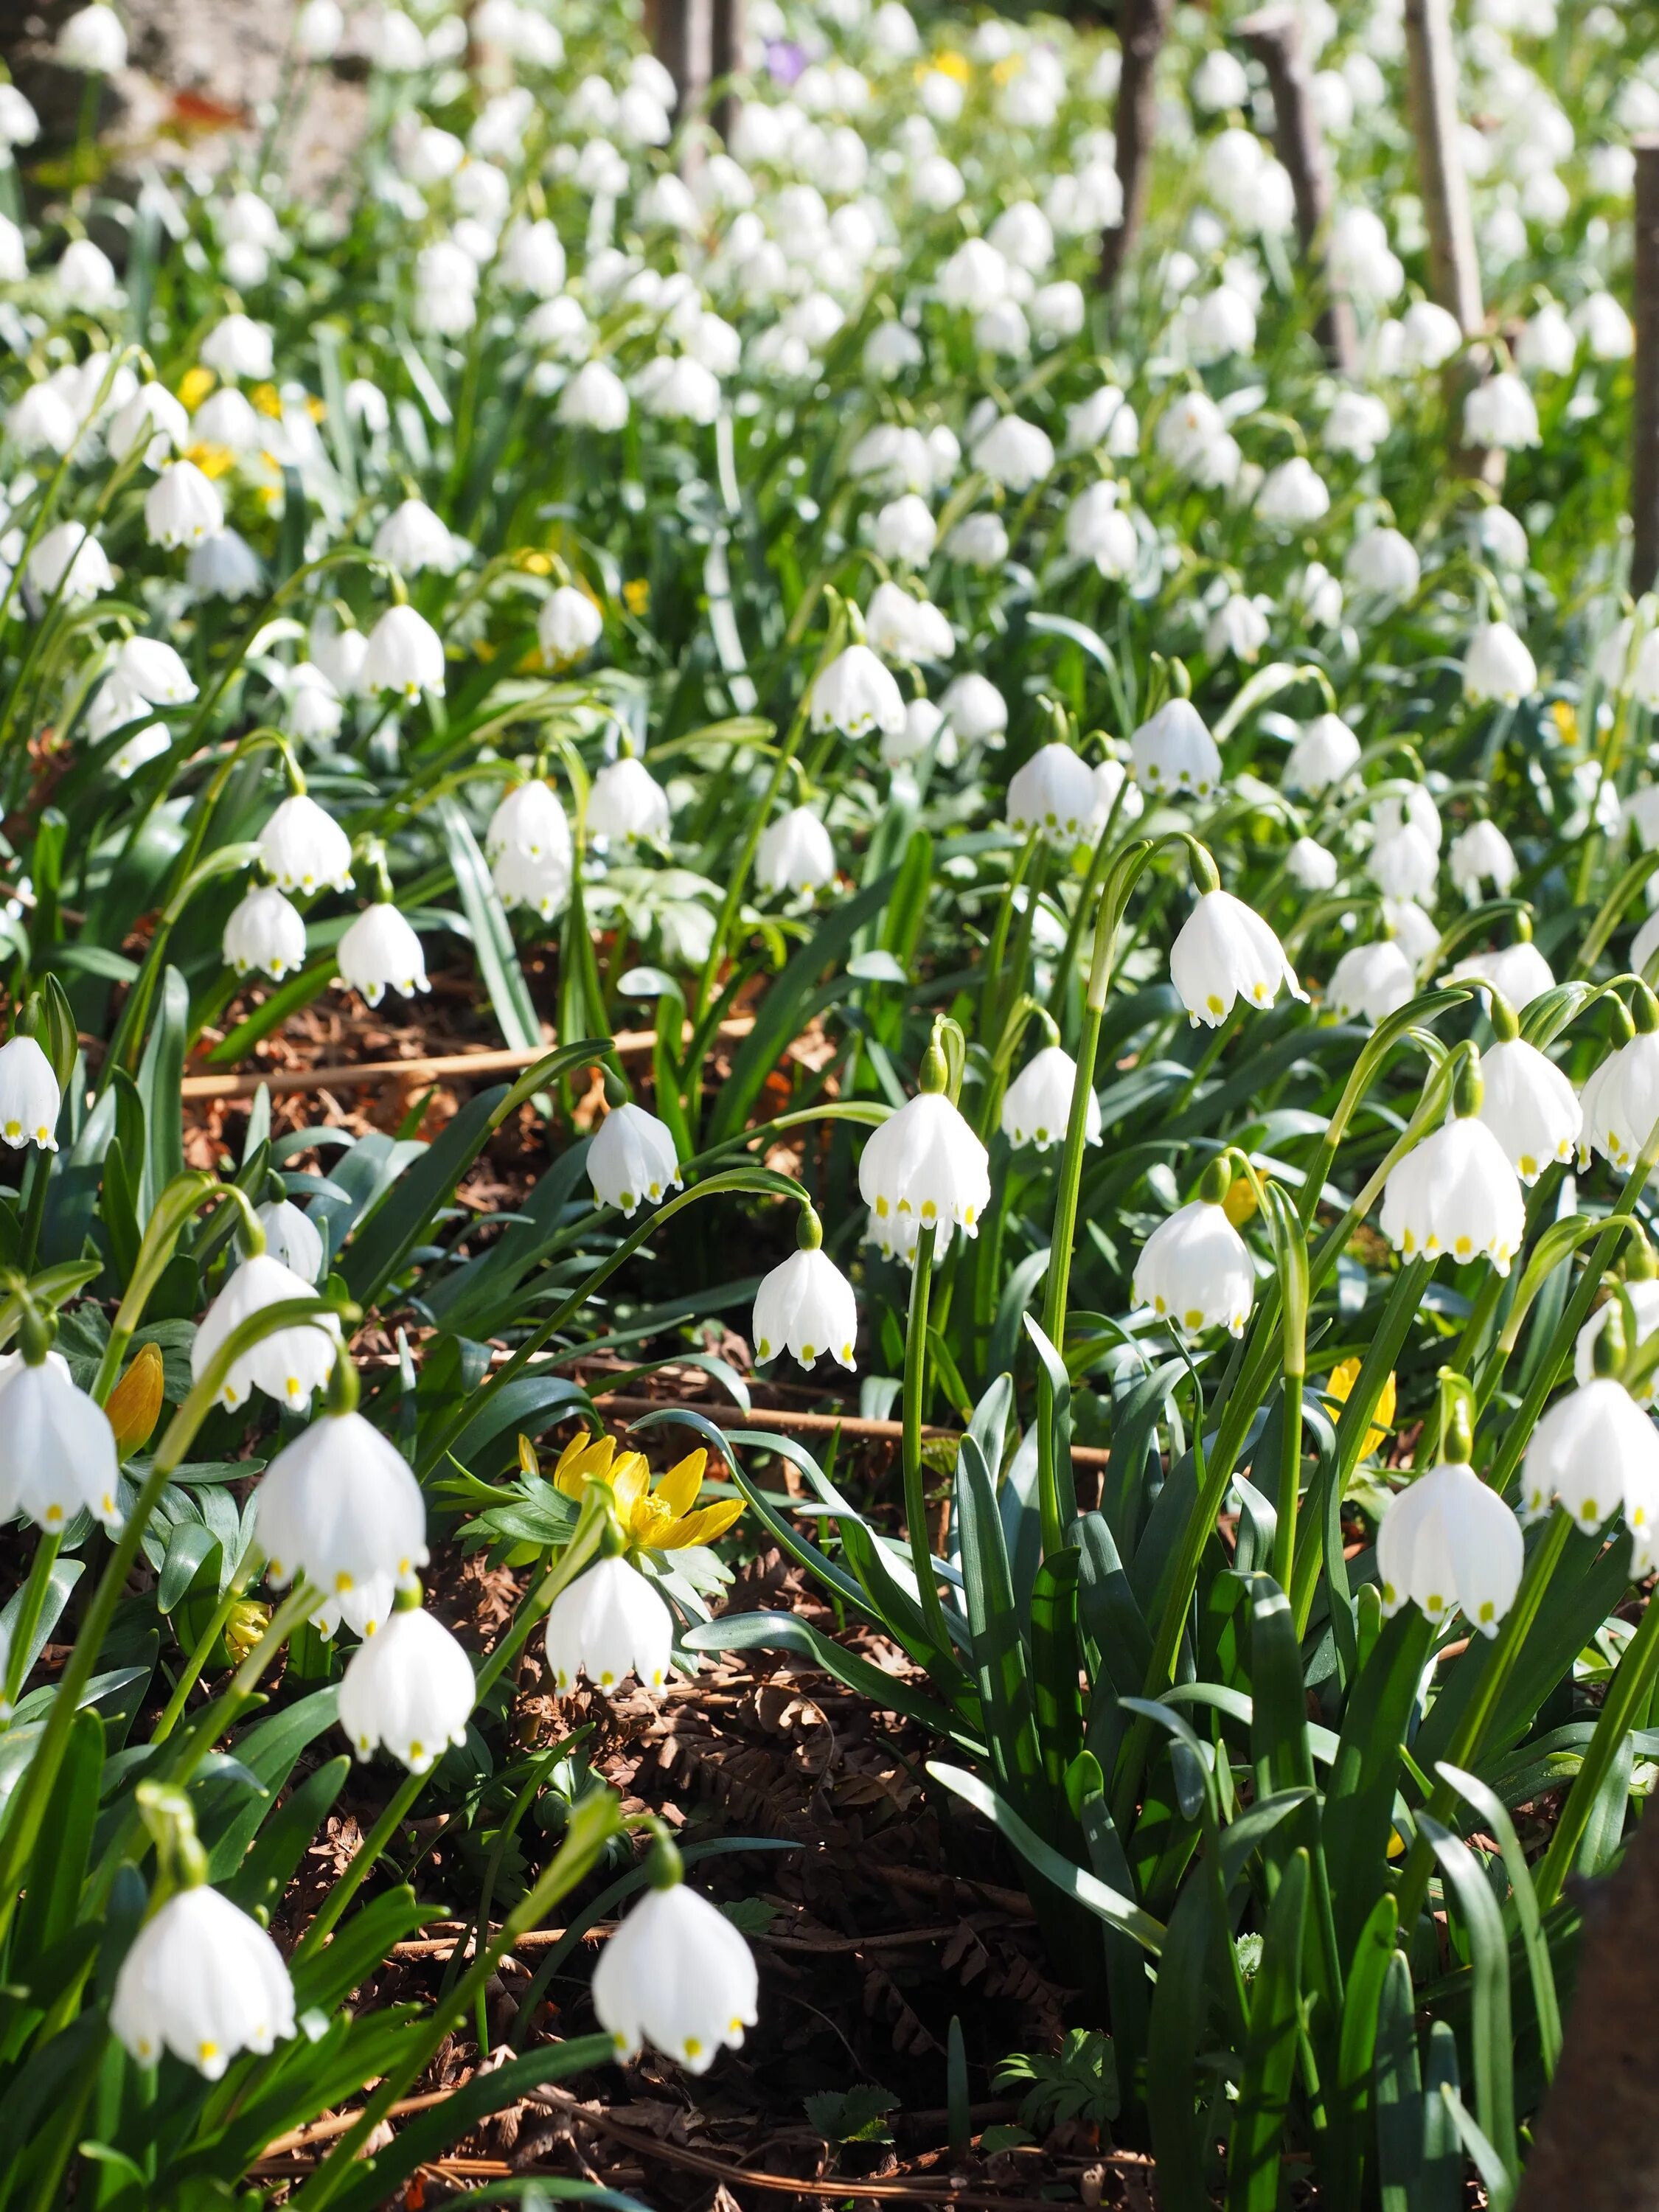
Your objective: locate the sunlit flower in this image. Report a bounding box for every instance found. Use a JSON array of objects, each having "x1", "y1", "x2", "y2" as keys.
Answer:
[
  {"x1": 1170, "y1": 890, "x2": 1303, "y2": 1028},
  {"x1": 1133, "y1": 1188, "x2": 1255, "y2": 1335},
  {"x1": 589, "y1": 1102, "x2": 683, "y2": 1217},
  {"x1": 223, "y1": 885, "x2": 306, "y2": 981},
  {"x1": 1001, "y1": 1044, "x2": 1101, "y2": 1152},
  {"x1": 1478, "y1": 1037, "x2": 1580, "y2": 1182},
  {"x1": 111, "y1": 1885, "x2": 295, "y2": 2079},
  {"x1": 257, "y1": 1403, "x2": 428, "y2": 1632},
  {"x1": 859, "y1": 1082, "x2": 990, "y2": 1255},
  {"x1": 545, "y1": 1554, "x2": 672, "y2": 1694},
  {"x1": 192, "y1": 1253, "x2": 340, "y2": 1413},
  {"x1": 1130, "y1": 698, "x2": 1222, "y2": 798},
  {"x1": 0, "y1": 1034, "x2": 60, "y2": 1150},
  {"x1": 593, "y1": 1868, "x2": 759, "y2": 2073},
  {"x1": 259, "y1": 795, "x2": 353, "y2": 895},
  {"x1": 338, "y1": 1601, "x2": 476, "y2": 1772},
  {"x1": 0, "y1": 1355, "x2": 120, "y2": 1531},
  {"x1": 1380, "y1": 1102, "x2": 1524, "y2": 1273},
  {"x1": 1006, "y1": 742, "x2": 1097, "y2": 847},
  {"x1": 1377, "y1": 1459, "x2": 1523, "y2": 1634}
]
